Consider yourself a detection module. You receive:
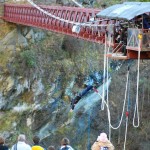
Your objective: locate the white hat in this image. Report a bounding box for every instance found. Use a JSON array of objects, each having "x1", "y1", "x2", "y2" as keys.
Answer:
[{"x1": 97, "y1": 133, "x2": 108, "y2": 142}]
